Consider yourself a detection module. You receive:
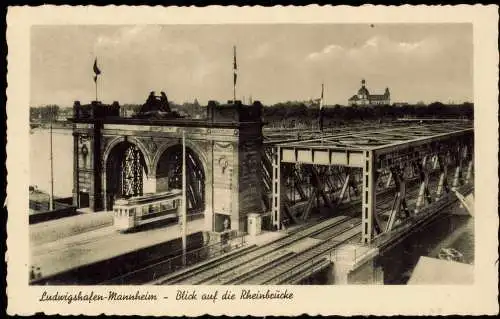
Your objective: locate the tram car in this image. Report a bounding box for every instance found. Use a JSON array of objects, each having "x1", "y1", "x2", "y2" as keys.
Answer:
[{"x1": 113, "y1": 189, "x2": 182, "y2": 232}]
